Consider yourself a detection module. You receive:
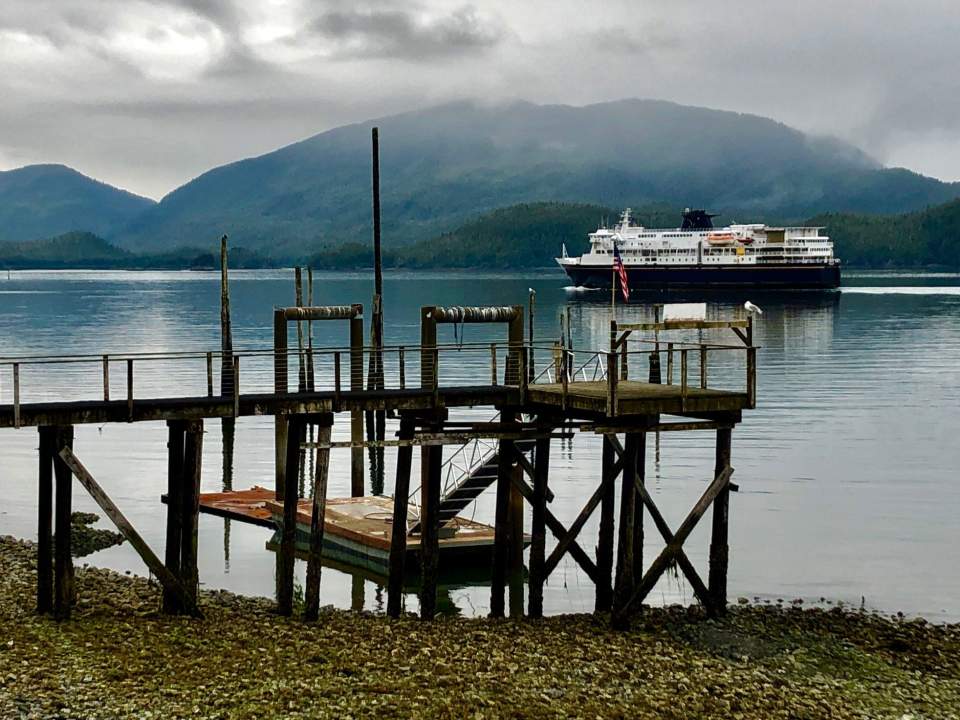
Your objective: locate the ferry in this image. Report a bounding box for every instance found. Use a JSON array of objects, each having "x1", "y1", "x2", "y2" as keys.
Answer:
[{"x1": 556, "y1": 209, "x2": 841, "y2": 289}]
